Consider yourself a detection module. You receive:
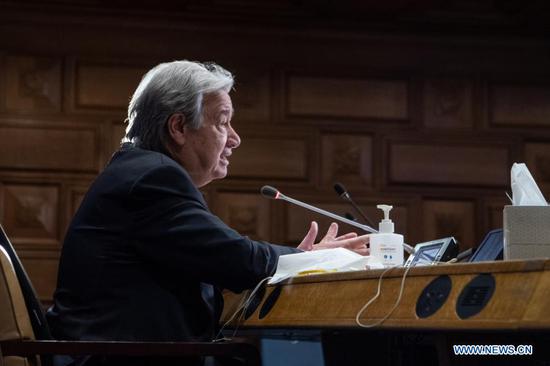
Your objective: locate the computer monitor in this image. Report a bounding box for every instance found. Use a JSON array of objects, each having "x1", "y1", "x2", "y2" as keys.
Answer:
[
  {"x1": 469, "y1": 229, "x2": 503, "y2": 262},
  {"x1": 404, "y1": 237, "x2": 458, "y2": 267}
]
